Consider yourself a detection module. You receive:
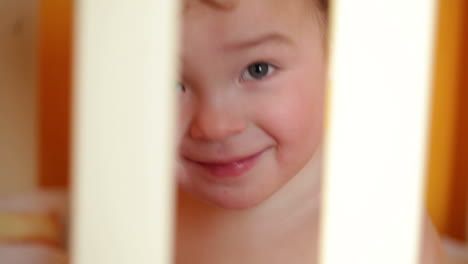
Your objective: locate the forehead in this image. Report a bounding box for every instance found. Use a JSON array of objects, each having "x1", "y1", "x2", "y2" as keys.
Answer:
[{"x1": 182, "y1": 0, "x2": 314, "y2": 44}]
